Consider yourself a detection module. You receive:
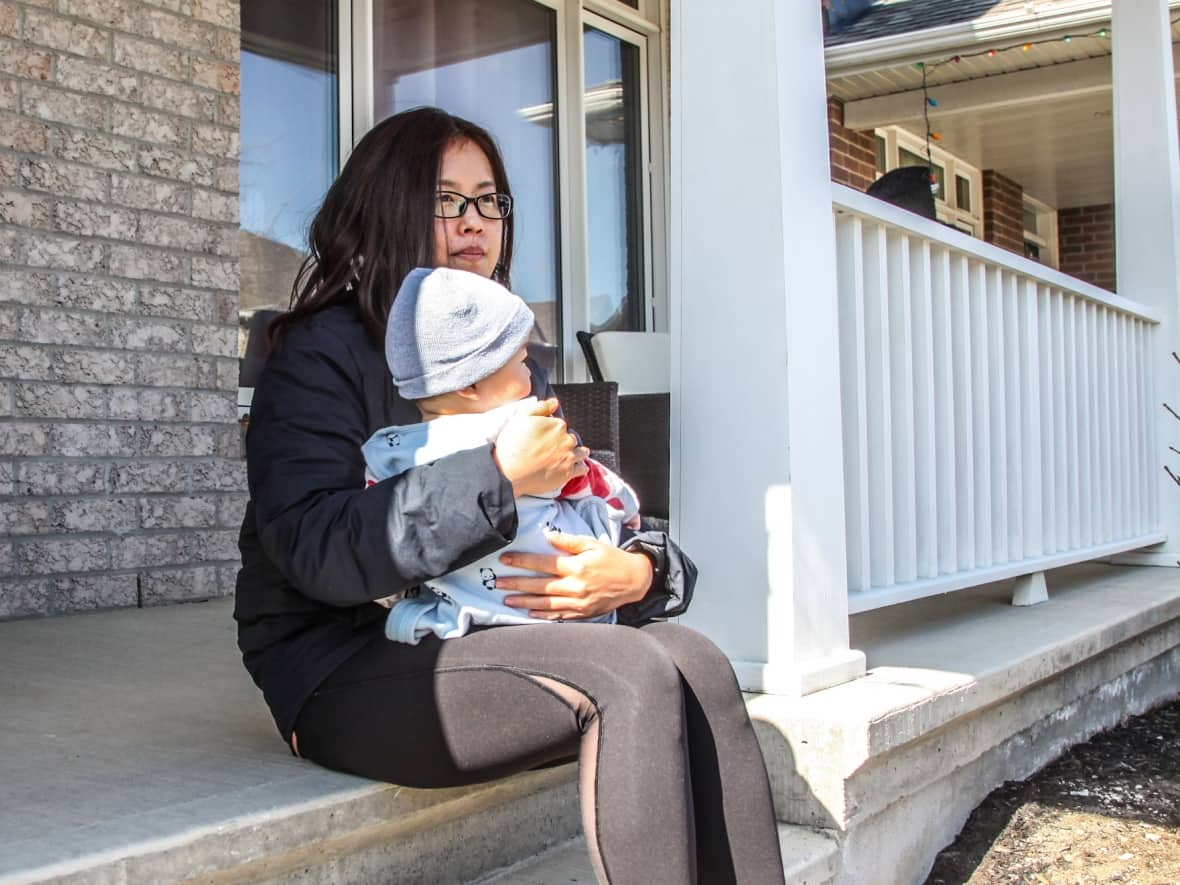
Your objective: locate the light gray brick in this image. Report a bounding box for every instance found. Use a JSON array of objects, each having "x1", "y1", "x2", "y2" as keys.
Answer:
[
  {"x1": 214, "y1": 160, "x2": 236, "y2": 193},
  {"x1": 54, "y1": 201, "x2": 138, "y2": 240},
  {"x1": 191, "y1": 186, "x2": 235, "y2": 223},
  {"x1": 213, "y1": 290, "x2": 236, "y2": 323},
  {"x1": 0, "y1": 499, "x2": 52, "y2": 535},
  {"x1": 0, "y1": 303, "x2": 18, "y2": 337},
  {"x1": 190, "y1": 387, "x2": 233, "y2": 421},
  {"x1": 16, "y1": 306, "x2": 108, "y2": 346},
  {"x1": 108, "y1": 243, "x2": 187, "y2": 283},
  {"x1": 24, "y1": 233, "x2": 108, "y2": 273},
  {"x1": 51, "y1": 423, "x2": 137, "y2": 457},
  {"x1": 142, "y1": 7, "x2": 218, "y2": 56},
  {"x1": 0, "y1": 461, "x2": 13, "y2": 494},
  {"x1": 0, "y1": 345, "x2": 53, "y2": 380},
  {"x1": 22, "y1": 156, "x2": 108, "y2": 201},
  {"x1": 109, "y1": 460, "x2": 187, "y2": 493},
  {"x1": 211, "y1": 354, "x2": 237, "y2": 390},
  {"x1": 16, "y1": 537, "x2": 109, "y2": 576},
  {"x1": 211, "y1": 226, "x2": 236, "y2": 258},
  {"x1": 0, "y1": 580, "x2": 52, "y2": 617},
  {"x1": 0, "y1": 189, "x2": 52, "y2": 228},
  {"x1": 191, "y1": 121, "x2": 237, "y2": 159},
  {"x1": 14, "y1": 382, "x2": 105, "y2": 418},
  {"x1": 0, "y1": 229, "x2": 20, "y2": 264},
  {"x1": 0, "y1": 116, "x2": 51, "y2": 153},
  {"x1": 113, "y1": 531, "x2": 198, "y2": 569},
  {"x1": 134, "y1": 352, "x2": 201, "y2": 386},
  {"x1": 191, "y1": 255, "x2": 236, "y2": 291},
  {"x1": 0, "y1": 37, "x2": 53, "y2": 81},
  {"x1": 57, "y1": 0, "x2": 142, "y2": 33},
  {"x1": 53, "y1": 128, "x2": 138, "y2": 173},
  {"x1": 50, "y1": 348, "x2": 136, "y2": 384},
  {"x1": 0, "y1": 422, "x2": 49, "y2": 456},
  {"x1": 16, "y1": 461, "x2": 106, "y2": 496},
  {"x1": 137, "y1": 212, "x2": 215, "y2": 252},
  {"x1": 146, "y1": 0, "x2": 193, "y2": 14},
  {"x1": 55, "y1": 497, "x2": 137, "y2": 533},
  {"x1": 138, "y1": 146, "x2": 215, "y2": 186},
  {"x1": 139, "y1": 422, "x2": 217, "y2": 456},
  {"x1": 24, "y1": 8, "x2": 109, "y2": 60},
  {"x1": 140, "y1": 564, "x2": 223, "y2": 605},
  {"x1": 111, "y1": 172, "x2": 188, "y2": 212},
  {"x1": 191, "y1": 459, "x2": 243, "y2": 491},
  {"x1": 0, "y1": 78, "x2": 16, "y2": 113},
  {"x1": 216, "y1": 491, "x2": 246, "y2": 527},
  {"x1": 0, "y1": 381, "x2": 9, "y2": 415},
  {"x1": 56, "y1": 275, "x2": 137, "y2": 312},
  {"x1": 139, "y1": 285, "x2": 213, "y2": 321},
  {"x1": 0, "y1": 2, "x2": 18, "y2": 37},
  {"x1": 210, "y1": 27, "x2": 237, "y2": 63},
  {"x1": 191, "y1": 0, "x2": 237, "y2": 30},
  {"x1": 142, "y1": 76, "x2": 216, "y2": 121},
  {"x1": 190, "y1": 57, "x2": 237, "y2": 93},
  {"x1": 111, "y1": 104, "x2": 187, "y2": 147},
  {"x1": 113, "y1": 34, "x2": 186, "y2": 80},
  {"x1": 109, "y1": 385, "x2": 185, "y2": 420},
  {"x1": 190, "y1": 322, "x2": 234, "y2": 357},
  {"x1": 199, "y1": 527, "x2": 238, "y2": 561},
  {"x1": 109, "y1": 316, "x2": 188, "y2": 350},
  {"x1": 53, "y1": 573, "x2": 137, "y2": 612},
  {"x1": 215, "y1": 93, "x2": 238, "y2": 127},
  {"x1": 56, "y1": 56, "x2": 140, "y2": 101},
  {"x1": 22, "y1": 82, "x2": 108, "y2": 129},
  {"x1": 140, "y1": 493, "x2": 216, "y2": 529},
  {"x1": 0, "y1": 542, "x2": 12, "y2": 576}
]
